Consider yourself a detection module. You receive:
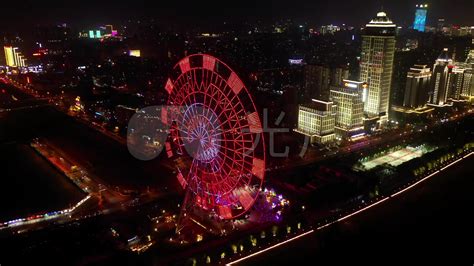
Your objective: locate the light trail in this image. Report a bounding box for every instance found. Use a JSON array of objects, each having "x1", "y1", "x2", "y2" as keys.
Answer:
[
  {"x1": 392, "y1": 152, "x2": 473, "y2": 198},
  {"x1": 227, "y1": 229, "x2": 315, "y2": 265},
  {"x1": 226, "y1": 151, "x2": 474, "y2": 265}
]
